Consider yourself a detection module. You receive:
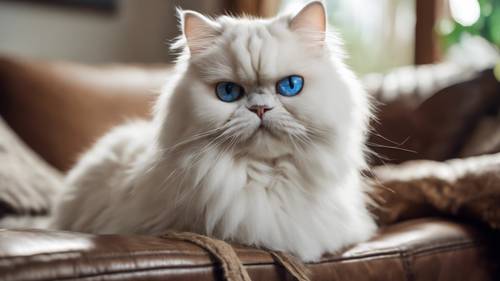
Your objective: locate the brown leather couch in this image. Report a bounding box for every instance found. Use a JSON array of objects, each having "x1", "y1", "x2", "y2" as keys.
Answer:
[{"x1": 0, "y1": 57, "x2": 499, "y2": 280}]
